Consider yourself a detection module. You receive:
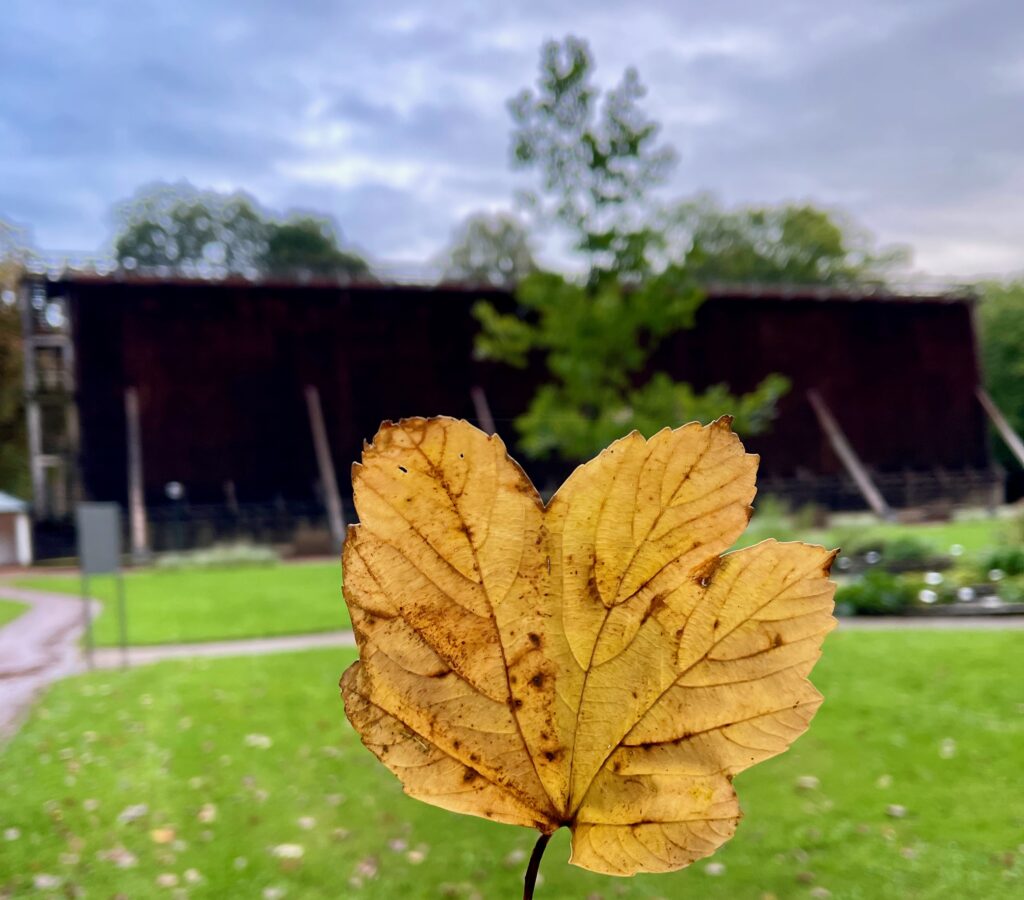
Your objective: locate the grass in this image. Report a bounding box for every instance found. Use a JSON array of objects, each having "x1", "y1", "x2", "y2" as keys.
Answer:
[
  {"x1": 1, "y1": 631, "x2": 1021, "y2": 898},
  {"x1": 0, "y1": 598, "x2": 29, "y2": 628},
  {"x1": 16, "y1": 563, "x2": 347, "y2": 646},
  {"x1": 737, "y1": 511, "x2": 1015, "y2": 557}
]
